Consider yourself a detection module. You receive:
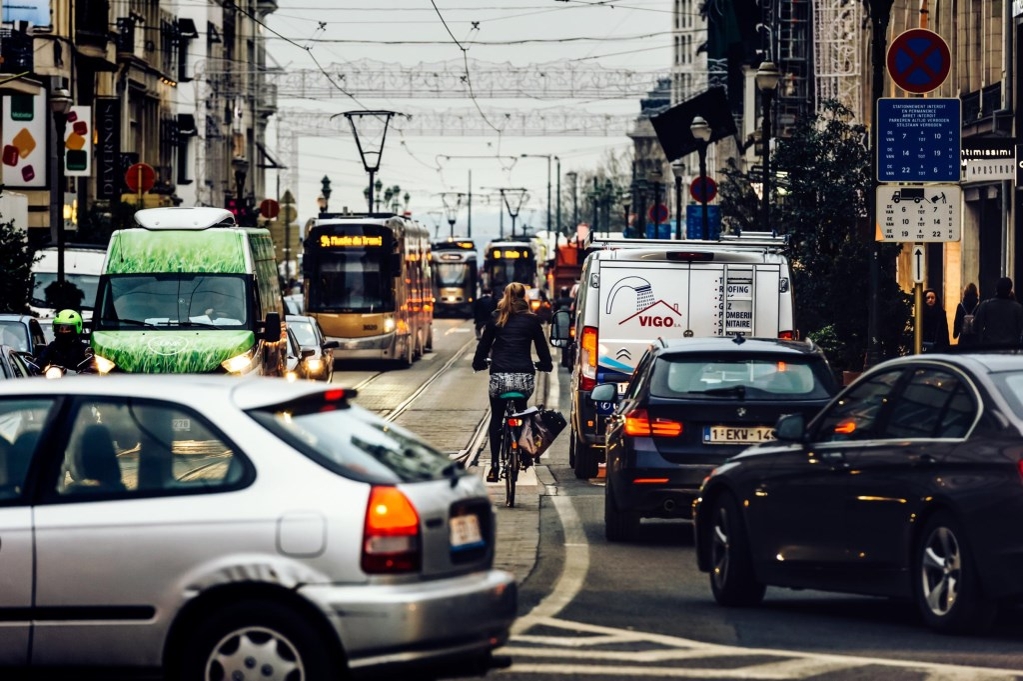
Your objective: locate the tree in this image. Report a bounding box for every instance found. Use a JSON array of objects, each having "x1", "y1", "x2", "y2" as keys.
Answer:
[
  {"x1": 0, "y1": 216, "x2": 38, "y2": 313},
  {"x1": 720, "y1": 100, "x2": 911, "y2": 371}
]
